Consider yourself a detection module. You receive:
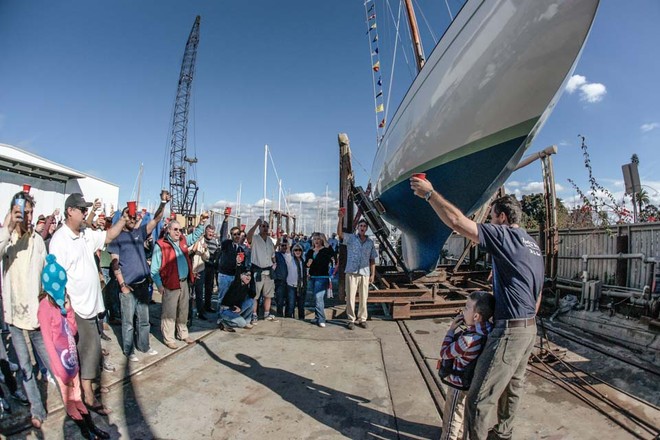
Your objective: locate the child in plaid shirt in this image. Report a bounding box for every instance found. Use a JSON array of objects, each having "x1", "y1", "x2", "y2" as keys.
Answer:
[{"x1": 439, "y1": 291, "x2": 495, "y2": 440}]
